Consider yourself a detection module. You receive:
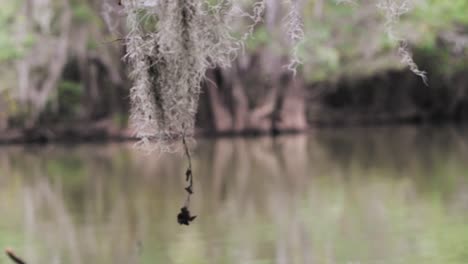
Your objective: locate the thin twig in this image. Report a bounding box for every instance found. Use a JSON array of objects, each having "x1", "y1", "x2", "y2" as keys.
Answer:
[
  {"x1": 100, "y1": 38, "x2": 125, "y2": 45},
  {"x1": 177, "y1": 132, "x2": 197, "y2": 225},
  {"x1": 182, "y1": 134, "x2": 193, "y2": 194},
  {"x1": 5, "y1": 248, "x2": 26, "y2": 264}
]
